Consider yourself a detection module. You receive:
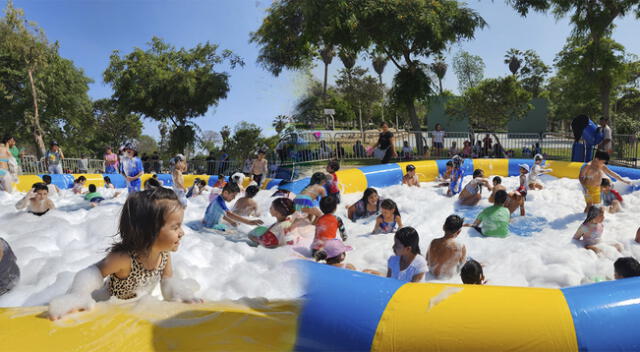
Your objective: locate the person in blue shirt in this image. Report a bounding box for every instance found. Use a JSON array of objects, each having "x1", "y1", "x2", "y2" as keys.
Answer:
[
  {"x1": 122, "y1": 145, "x2": 144, "y2": 193},
  {"x1": 203, "y1": 182, "x2": 263, "y2": 231}
]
